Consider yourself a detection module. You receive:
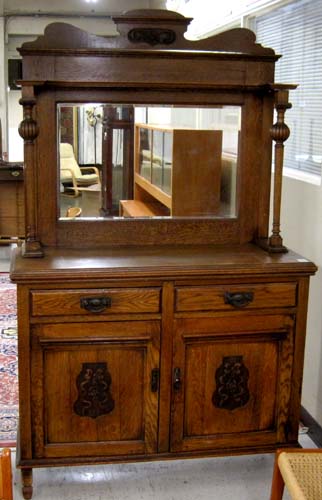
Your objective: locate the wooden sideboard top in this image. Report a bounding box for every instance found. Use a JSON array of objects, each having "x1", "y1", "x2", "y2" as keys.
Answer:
[{"x1": 10, "y1": 243, "x2": 317, "y2": 283}]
